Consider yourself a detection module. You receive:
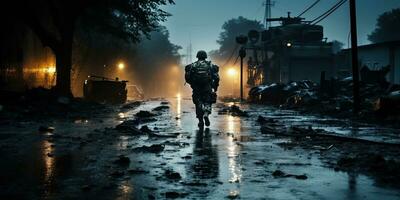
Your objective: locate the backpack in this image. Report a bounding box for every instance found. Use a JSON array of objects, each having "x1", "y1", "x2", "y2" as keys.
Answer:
[{"x1": 187, "y1": 61, "x2": 212, "y2": 85}]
